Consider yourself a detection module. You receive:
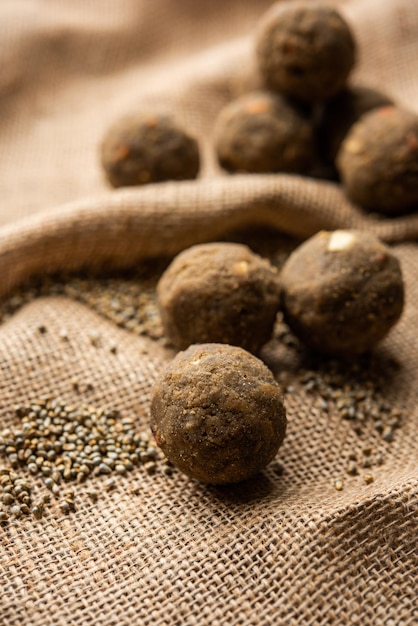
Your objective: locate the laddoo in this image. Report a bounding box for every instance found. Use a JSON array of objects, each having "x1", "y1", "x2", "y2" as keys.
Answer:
[
  {"x1": 280, "y1": 230, "x2": 404, "y2": 356},
  {"x1": 337, "y1": 106, "x2": 418, "y2": 214},
  {"x1": 157, "y1": 242, "x2": 281, "y2": 353},
  {"x1": 256, "y1": 2, "x2": 356, "y2": 102},
  {"x1": 150, "y1": 343, "x2": 287, "y2": 484},
  {"x1": 100, "y1": 111, "x2": 200, "y2": 188},
  {"x1": 214, "y1": 91, "x2": 314, "y2": 174}
]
